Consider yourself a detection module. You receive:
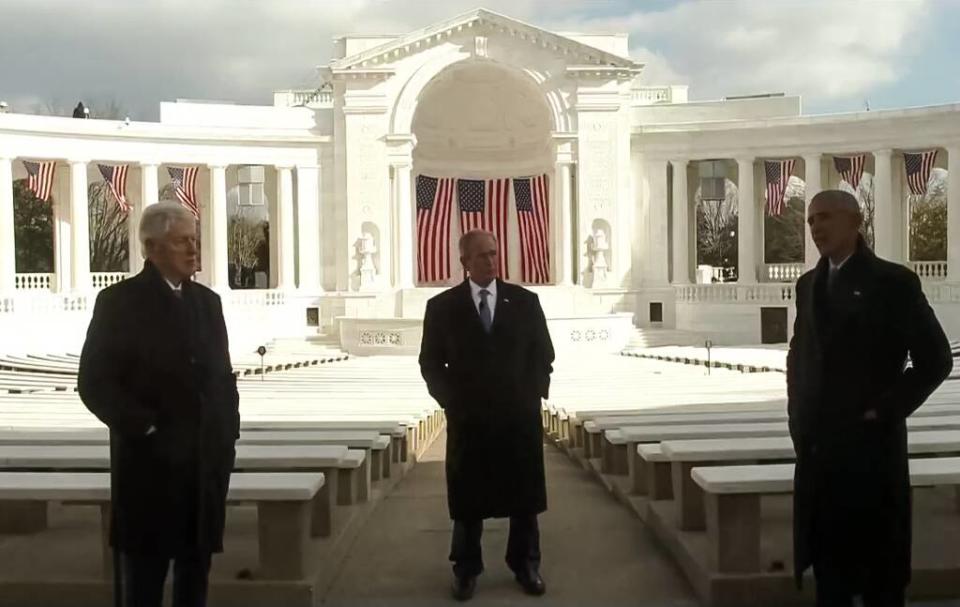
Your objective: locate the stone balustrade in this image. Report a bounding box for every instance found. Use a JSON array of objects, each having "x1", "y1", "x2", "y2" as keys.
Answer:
[
  {"x1": 912, "y1": 261, "x2": 948, "y2": 281},
  {"x1": 91, "y1": 272, "x2": 129, "y2": 290},
  {"x1": 762, "y1": 263, "x2": 805, "y2": 283},
  {"x1": 675, "y1": 284, "x2": 795, "y2": 304},
  {"x1": 14, "y1": 273, "x2": 52, "y2": 291}
]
